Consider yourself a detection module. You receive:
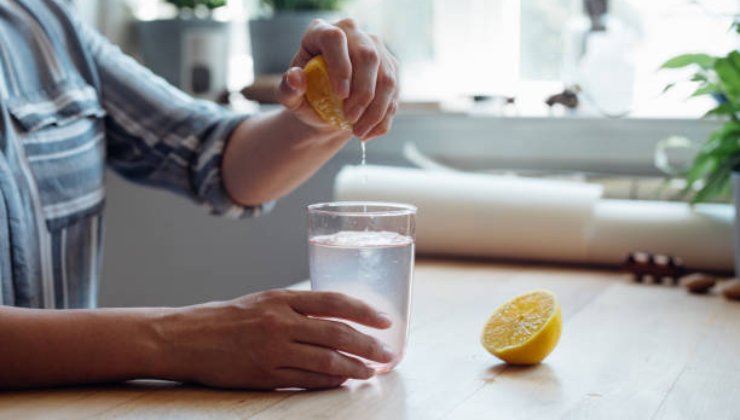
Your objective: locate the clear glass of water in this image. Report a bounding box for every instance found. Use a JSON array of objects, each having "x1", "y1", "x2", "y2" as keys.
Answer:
[{"x1": 307, "y1": 201, "x2": 416, "y2": 373}]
